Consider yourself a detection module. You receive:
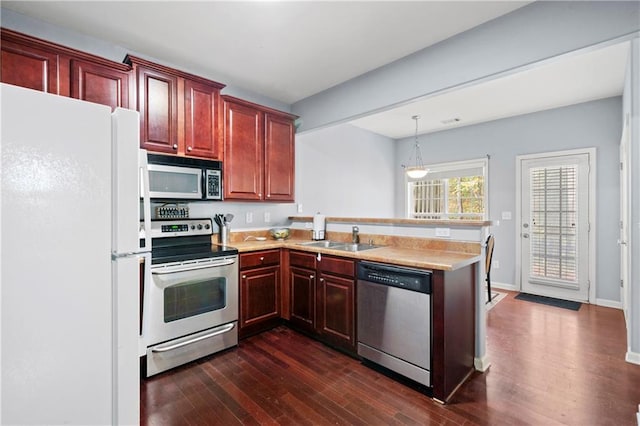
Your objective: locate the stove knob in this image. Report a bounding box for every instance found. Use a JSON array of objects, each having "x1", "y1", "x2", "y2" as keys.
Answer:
[
  {"x1": 197, "y1": 224, "x2": 203, "y2": 230},
  {"x1": 191, "y1": 225, "x2": 195, "y2": 230},
  {"x1": 205, "y1": 224, "x2": 210, "y2": 230}
]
